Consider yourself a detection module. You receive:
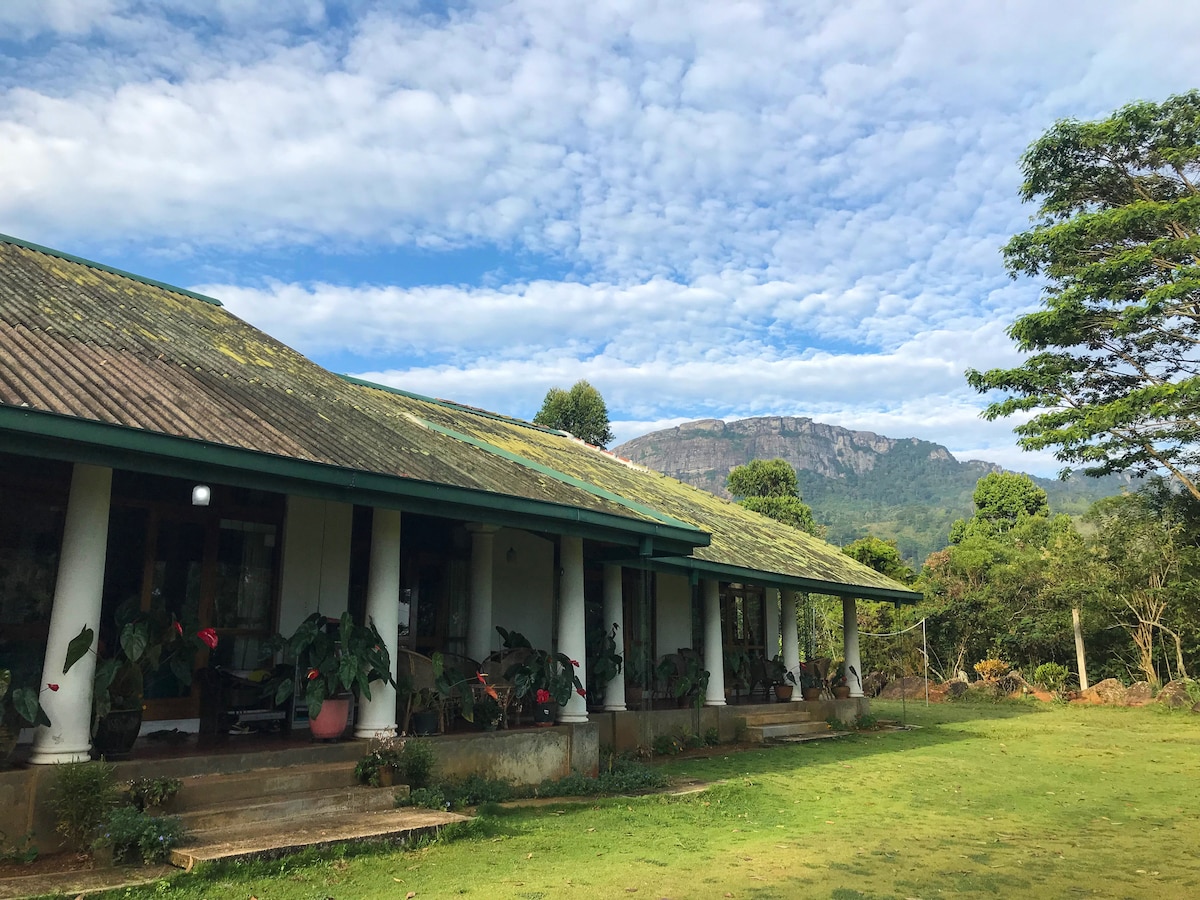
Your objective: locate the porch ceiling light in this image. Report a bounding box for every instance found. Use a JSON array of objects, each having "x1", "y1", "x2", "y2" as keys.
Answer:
[{"x1": 192, "y1": 484, "x2": 211, "y2": 506}]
